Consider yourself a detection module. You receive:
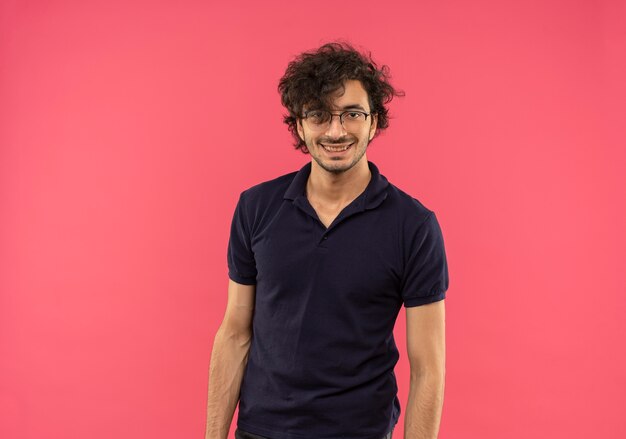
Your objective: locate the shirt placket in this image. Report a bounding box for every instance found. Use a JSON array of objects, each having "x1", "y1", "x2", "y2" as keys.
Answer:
[{"x1": 292, "y1": 195, "x2": 366, "y2": 248}]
